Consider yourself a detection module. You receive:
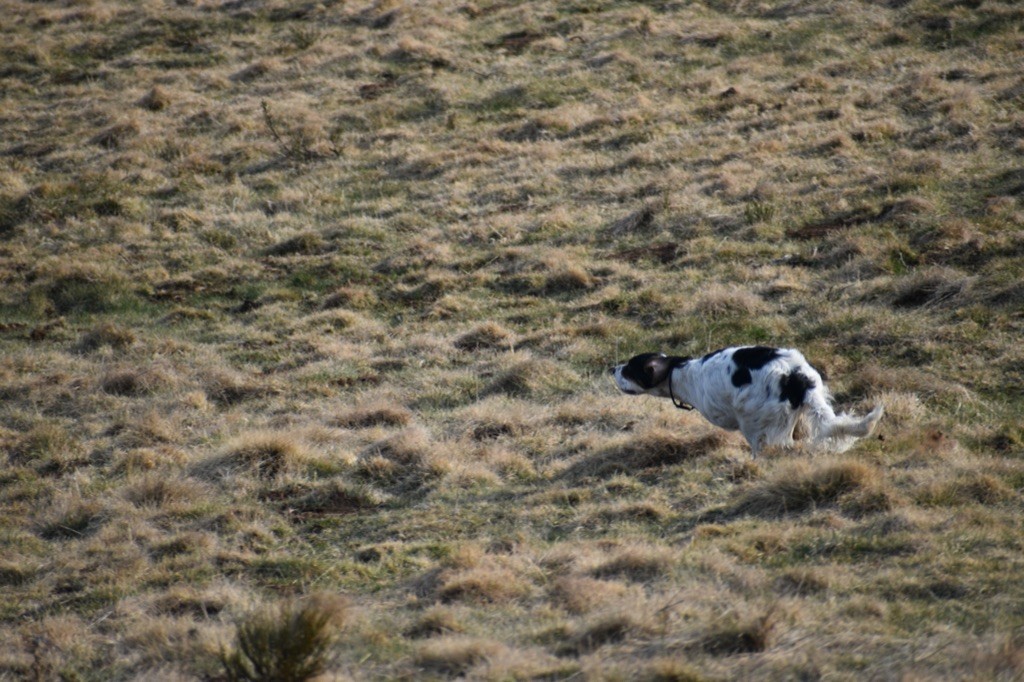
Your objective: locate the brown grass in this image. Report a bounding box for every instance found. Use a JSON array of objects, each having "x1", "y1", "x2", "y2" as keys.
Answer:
[
  {"x1": 2, "y1": 0, "x2": 1023, "y2": 678},
  {"x1": 201, "y1": 432, "x2": 314, "y2": 480},
  {"x1": 724, "y1": 460, "x2": 892, "y2": 518},
  {"x1": 566, "y1": 429, "x2": 727, "y2": 480},
  {"x1": 415, "y1": 637, "x2": 507, "y2": 676}
]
